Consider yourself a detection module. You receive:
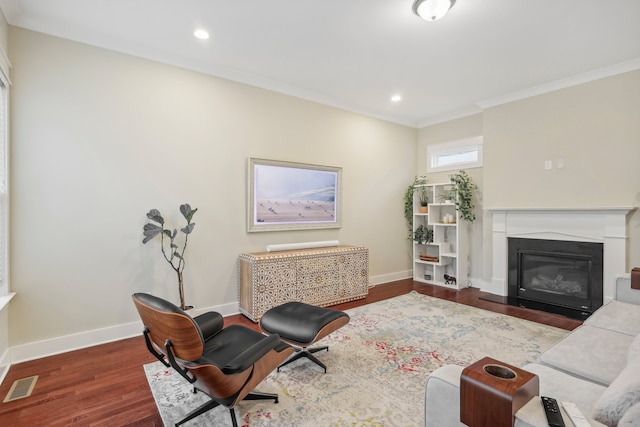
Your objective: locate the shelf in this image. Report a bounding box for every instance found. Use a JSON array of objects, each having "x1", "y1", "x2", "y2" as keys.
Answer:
[
  {"x1": 412, "y1": 182, "x2": 468, "y2": 291},
  {"x1": 414, "y1": 258, "x2": 451, "y2": 266}
]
